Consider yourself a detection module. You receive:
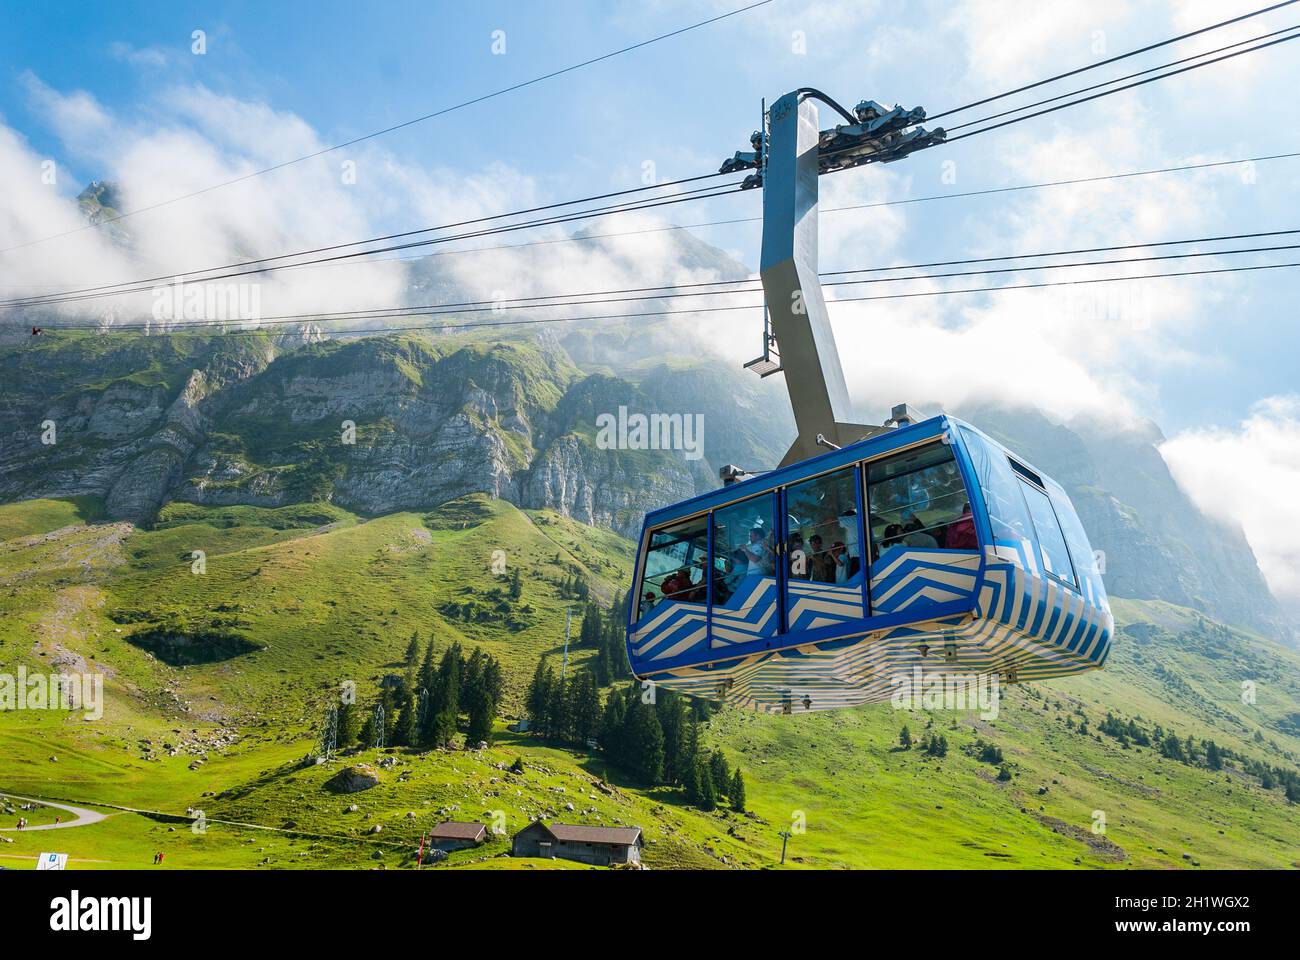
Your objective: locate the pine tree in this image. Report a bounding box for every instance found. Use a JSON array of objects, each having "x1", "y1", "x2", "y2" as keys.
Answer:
[
  {"x1": 709, "y1": 750, "x2": 730, "y2": 798},
  {"x1": 429, "y1": 643, "x2": 462, "y2": 736},
  {"x1": 657, "y1": 694, "x2": 685, "y2": 786},
  {"x1": 730, "y1": 769, "x2": 746, "y2": 812},
  {"x1": 464, "y1": 653, "x2": 495, "y2": 747},
  {"x1": 681, "y1": 716, "x2": 702, "y2": 801},
  {"x1": 1205, "y1": 740, "x2": 1223, "y2": 770},
  {"x1": 899, "y1": 725, "x2": 912, "y2": 750},
  {"x1": 569, "y1": 671, "x2": 602, "y2": 744},
  {"x1": 580, "y1": 604, "x2": 601, "y2": 647},
  {"x1": 358, "y1": 710, "x2": 377, "y2": 751},
  {"x1": 508, "y1": 566, "x2": 522, "y2": 600},
  {"x1": 404, "y1": 633, "x2": 421, "y2": 673},
  {"x1": 526, "y1": 661, "x2": 555, "y2": 735},
  {"x1": 416, "y1": 647, "x2": 439, "y2": 746},
  {"x1": 380, "y1": 687, "x2": 398, "y2": 746},
  {"x1": 395, "y1": 693, "x2": 418, "y2": 746},
  {"x1": 599, "y1": 685, "x2": 628, "y2": 761},
  {"x1": 337, "y1": 699, "x2": 360, "y2": 748},
  {"x1": 694, "y1": 756, "x2": 716, "y2": 811},
  {"x1": 548, "y1": 676, "x2": 572, "y2": 742},
  {"x1": 624, "y1": 700, "x2": 665, "y2": 785}
]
